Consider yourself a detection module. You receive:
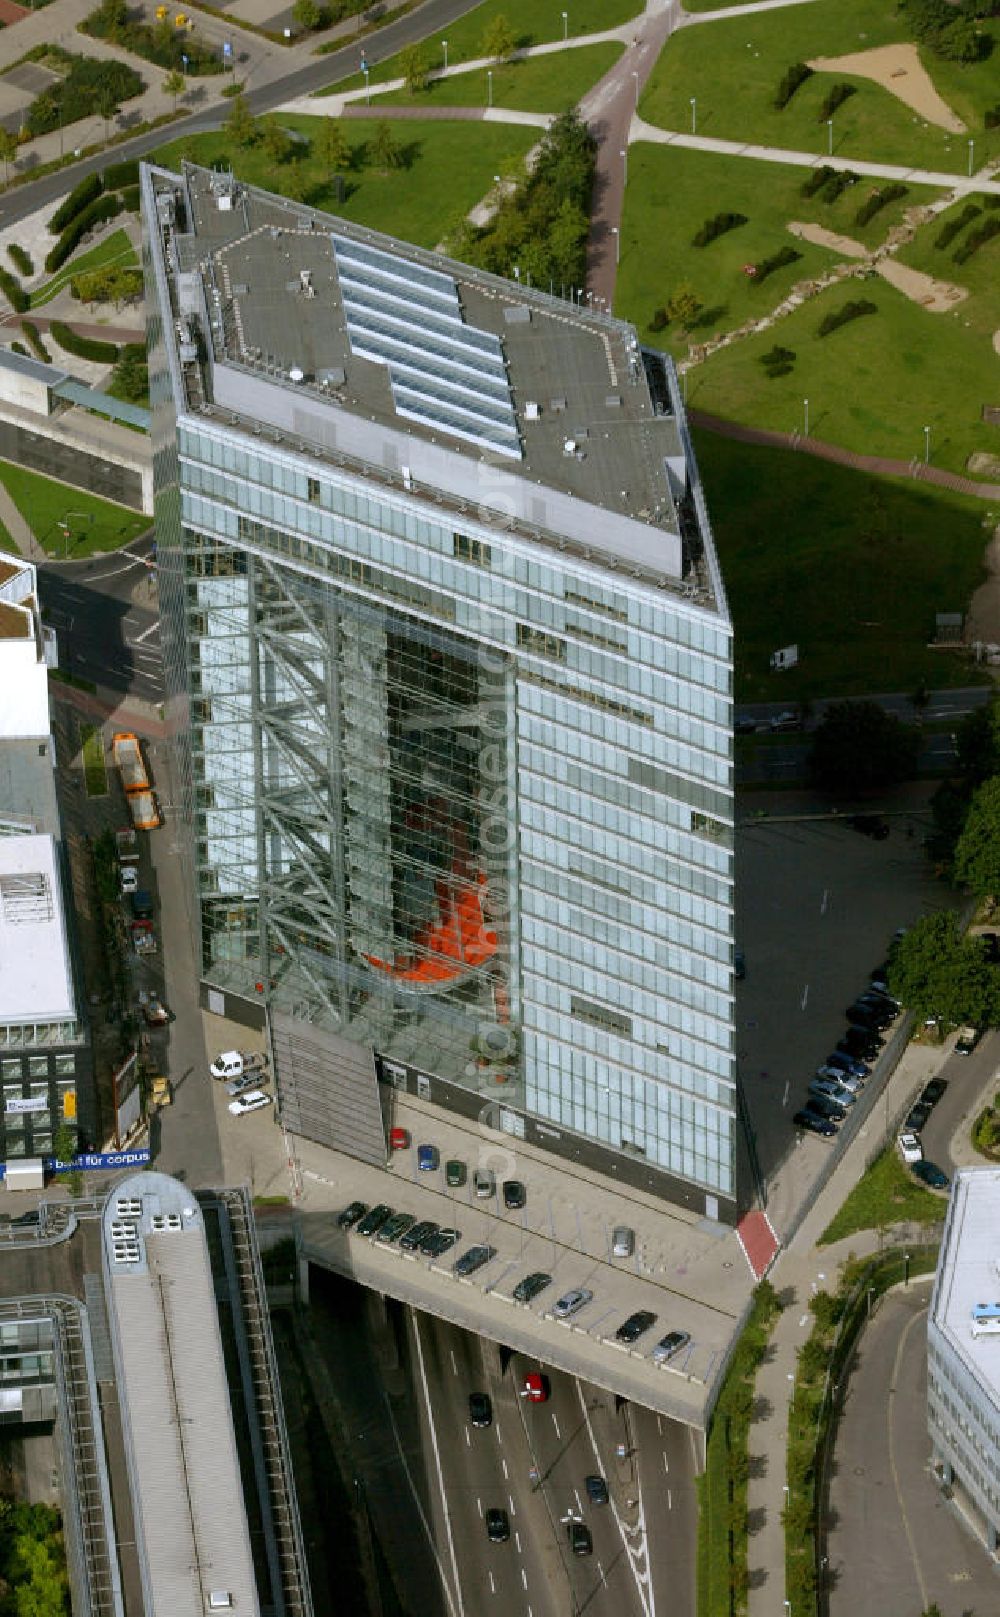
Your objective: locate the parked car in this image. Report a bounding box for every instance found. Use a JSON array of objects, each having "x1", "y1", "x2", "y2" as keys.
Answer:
[
  {"x1": 793, "y1": 1110, "x2": 838, "y2": 1139},
  {"x1": 616, "y1": 1310, "x2": 657, "y2": 1344},
  {"x1": 400, "y1": 1219, "x2": 438, "y2": 1252},
  {"x1": 804, "y1": 1093, "x2": 847, "y2": 1123},
  {"x1": 502, "y1": 1180, "x2": 526, "y2": 1209},
  {"x1": 376, "y1": 1212, "x2": 415, "y2": 1245},
  {"x1": 911, "y1": 1159, "x2": 949, "y2": 1190},
  {"x1": 567, "y1": 1522, "x2": 593, "y2": 1556},
  {"x1": 473, "y1": 1167, "x2": 495, "y2": 1198},
  {"x1": 225, "y1": 1071, "x2": 268, "y2": 1098},
  {"x1": 920, "y1": 1077, "x2": 948, "y2": 1109},
  {"x1": 469, "y1": 1392, "x2": 492, "y2": 1428},
  {"x1": 825, "y1": 1051, "x2": 869, "y2": 1079},
  {"x1": 417, "y1": 1143, "x2": 439, "y2": 1171},
  {"x1": 486, "y1": 1508, "x2": 510, "y2": 1543},
  {"x1": 897, "y1": 1131, "x2": 922, "y2": 1165},
  {"x1": 848, "y1": 814, "x2": 889, "y2": 840},
  {"x1": 769, "y1": 710, "x2": 801, "y2": 732},
  {"x1": 422, "y1": 1226, "x2": 460, "y2": 1257},
  {"x1": 388, "y1": 1126, "x2": 410, "y2": 1152},
  {"x1": 513, "y1": 1271, "x2": 552, "y2": 1304},
  {"x1": 849, "y1": 997, "x2": 894, "y2": 1027},
  {"x1": 955, "y1": 1026, "x2": 981, "y2": 1057},
  {"x1": 120, "y1": 865, "x2": 139, "y2": 895},
  {"x1": 585, "y1": 1474, "x2": 609, "y2": 1505},
  {"x1": 816, "y1": 1066, "x2": 863, "y2": 1094},
  {"x1": 446, "y1": 1158, "x2": 466, "y2": 1187},
  {"x1": 211, "y1": 1049, "x2": 267, "y2": 1081},
  {"x1": 227, "y1": 1090, "x2": 272, "y2": 1118},
  {"x1": 356, "y1": 1204, "x2": 393, "y2": 1238},
  {"x1": 905, "y1": 1101, "x2": 932, "y2": 1134},
  {"x1": 840, "y1": 1027, "x2": 881, "y2": 1059},
  {"x1": 612, "y1": 1226, "x2": 634, "y2": 1258},
  {"x1": 337, "y1": 1201, "x2": 367, "y2": 1230},
  {"x1": 652, "y1": 1329, "x2": 691, "y2": 1365},
  {"x1": 553, "y1": 1287, "x2": 593, "y2": 1319},
  {"x1": 453, "y1": 1244, "x2": 496, "y2": 1277},
  {"x1": 522, "y1": 1372, "x2": 548, "y2": 1402},
  {"x1": 808, "y1": 1080, "x2": 851, "y2": 1110}
]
